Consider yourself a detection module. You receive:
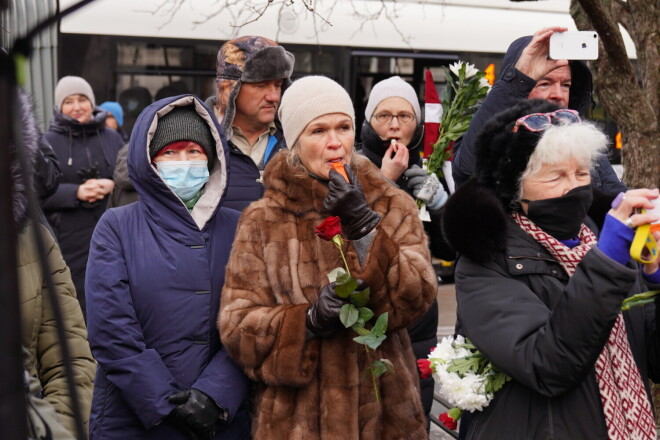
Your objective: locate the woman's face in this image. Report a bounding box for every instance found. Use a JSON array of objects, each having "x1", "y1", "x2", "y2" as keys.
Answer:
[
  {"x1": 520, "y1": 156, "x2": 591, "y2": 213},
  {"x1": 152, "y1": 141, "x2": 208, "y2": 163},
  {"x1": 370, "y1": 97, "x2": 417, "y2": 146},
  {"x1": 61, "y1": 94, "x2": 93, "y2": 124},
  {"x1": 297, "y1": 113, "x2": 354, "y2": 179}
]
